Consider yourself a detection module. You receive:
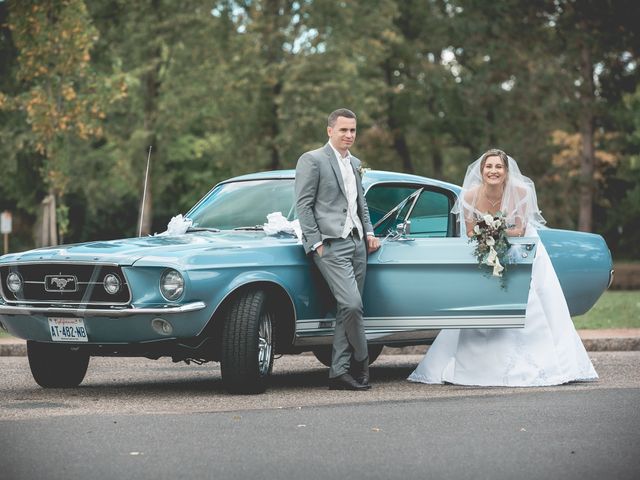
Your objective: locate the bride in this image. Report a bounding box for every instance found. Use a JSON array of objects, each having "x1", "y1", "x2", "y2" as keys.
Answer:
[{"x1": 408, "y1": 149, "x2": 598, "y2": 386}]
